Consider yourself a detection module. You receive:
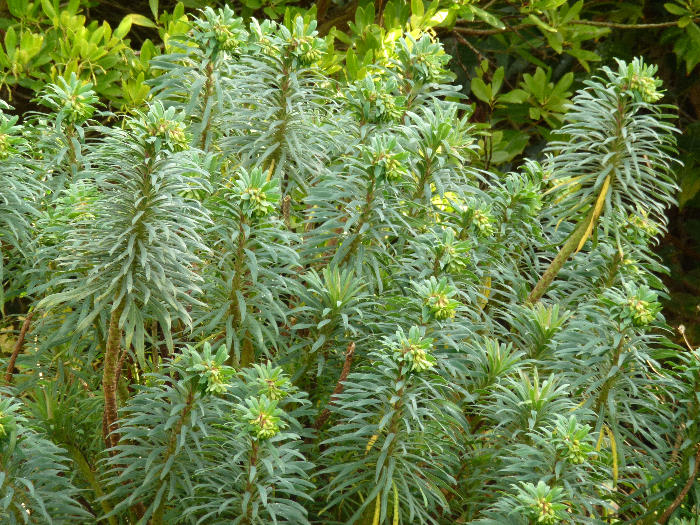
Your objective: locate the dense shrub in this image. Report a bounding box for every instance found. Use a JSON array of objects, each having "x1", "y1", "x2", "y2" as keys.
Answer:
[{"x1": 0, "y1": 7, "x2": 698, "y2": 524}]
